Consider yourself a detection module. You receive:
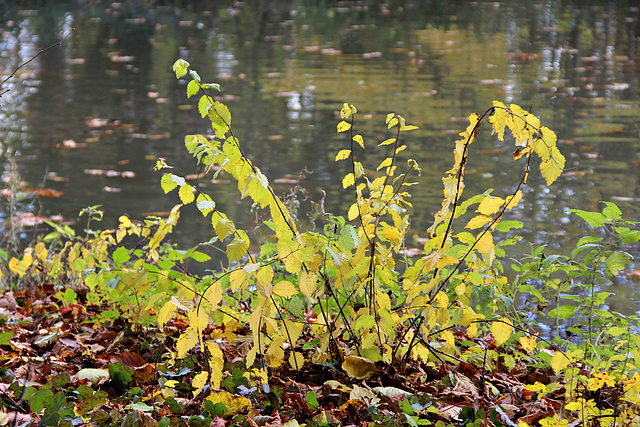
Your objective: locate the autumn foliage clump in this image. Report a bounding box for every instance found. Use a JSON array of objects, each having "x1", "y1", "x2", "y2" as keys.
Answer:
[{"x1": 1, "y1": 59, "x2": 639, "y2": 426}]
